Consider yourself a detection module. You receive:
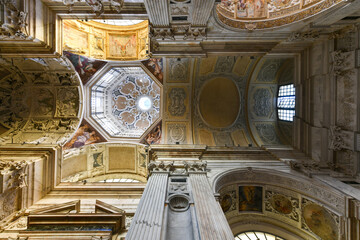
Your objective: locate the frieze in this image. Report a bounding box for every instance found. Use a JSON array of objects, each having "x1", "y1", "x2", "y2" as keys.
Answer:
[
  {"x1": 148, "y1": 161, "x2": 207, "y2": 175},
  {"x1": 150, "y1": 27, "x2": 175, "y2": 41}
]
